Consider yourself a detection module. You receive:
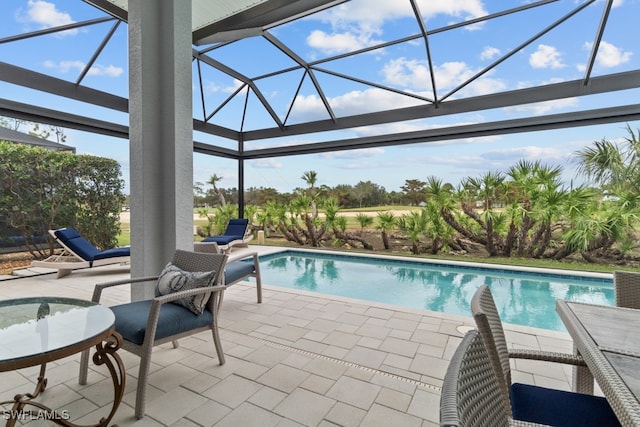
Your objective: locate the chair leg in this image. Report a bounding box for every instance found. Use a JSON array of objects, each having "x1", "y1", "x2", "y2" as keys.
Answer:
[
  {"x1": 172, "y1": 340, "x2": 179, "y2": 349},
  {"x1": 255, "y1": 274, "x2": 262, "y2": 304},
  {"x1": 134, "y1": 353, "x2": 153, "y2": 419},
  {"x1": 211, "y1": 322, "x2": 225, "y2": 365},
  {"x1": 253, "y1": 254, "x2": 262, "y2": 304},
  {"x1": 79, "y1": 349, "x2": 91, "y2": 385}
]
